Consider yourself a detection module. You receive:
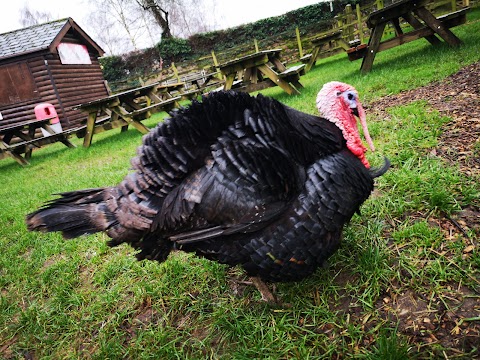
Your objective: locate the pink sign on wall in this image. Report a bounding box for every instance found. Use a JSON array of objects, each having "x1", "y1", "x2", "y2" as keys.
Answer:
[{"x1": 57, "y1": 43, "x2": 92, "y2": 65}]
